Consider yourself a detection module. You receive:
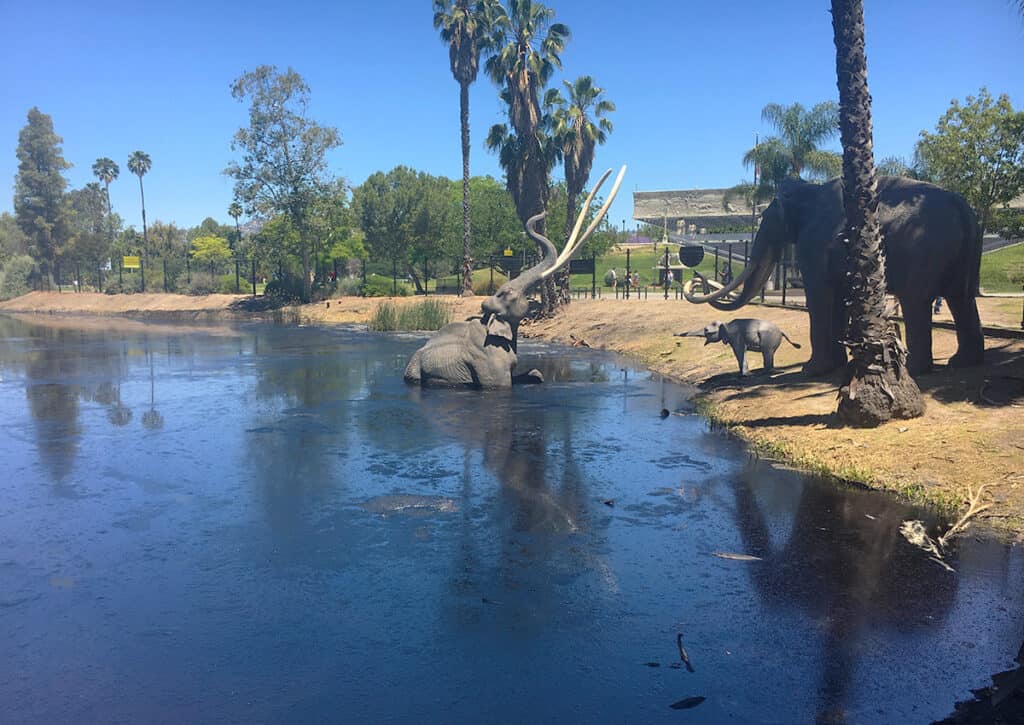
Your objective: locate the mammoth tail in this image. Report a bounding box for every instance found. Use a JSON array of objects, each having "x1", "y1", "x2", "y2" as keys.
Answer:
[{"x1": 781, "y1": 332, "x2": 802, "y2": 349}]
